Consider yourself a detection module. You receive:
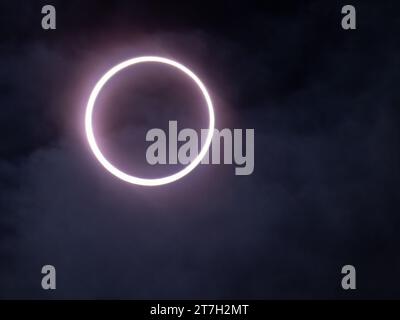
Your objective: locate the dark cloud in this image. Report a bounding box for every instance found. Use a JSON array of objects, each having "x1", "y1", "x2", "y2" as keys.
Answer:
[{"x1": 0, "y1": 0, "x2": 400, "y2": 299}]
